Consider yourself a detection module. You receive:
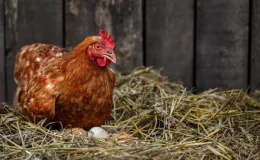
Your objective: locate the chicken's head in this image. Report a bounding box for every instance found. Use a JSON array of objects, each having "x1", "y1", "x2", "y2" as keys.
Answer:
[{"x1": 87, "y1": 30, "x2": 116, "y2": 67}]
